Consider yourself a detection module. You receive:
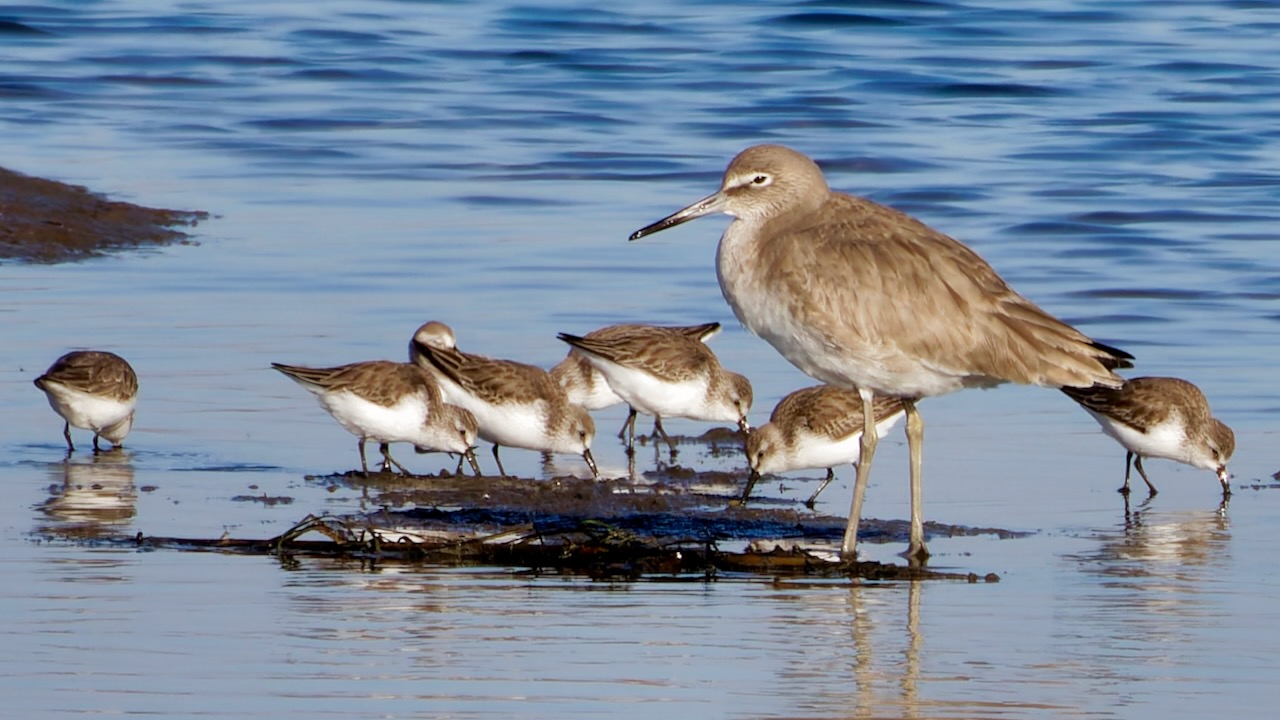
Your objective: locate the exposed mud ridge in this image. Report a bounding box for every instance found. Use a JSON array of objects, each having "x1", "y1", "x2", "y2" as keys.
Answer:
[
  {"x1": 114, "y1": 460, "x2": 1014, "y2": 581},
  {"x1": 0, "y1": 165, "x2": 208, "y2": 261}
]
